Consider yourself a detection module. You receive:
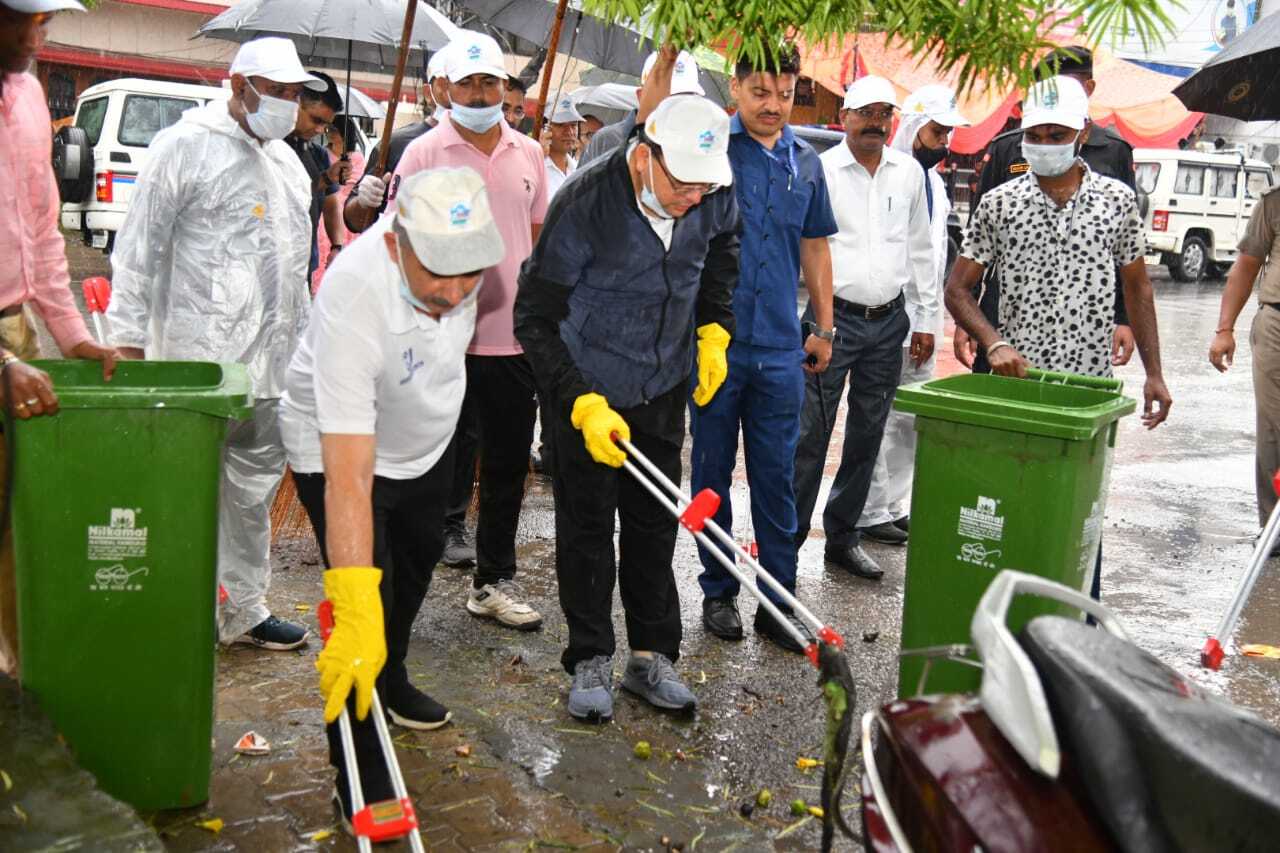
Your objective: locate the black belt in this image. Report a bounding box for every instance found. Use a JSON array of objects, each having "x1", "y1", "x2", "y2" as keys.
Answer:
[
  {"x1": 833, "y1": 292, "x2": 904, "y2": 320},
  {"x1": 0, "y1": 304, "x2": 23, "y2": 319}
]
